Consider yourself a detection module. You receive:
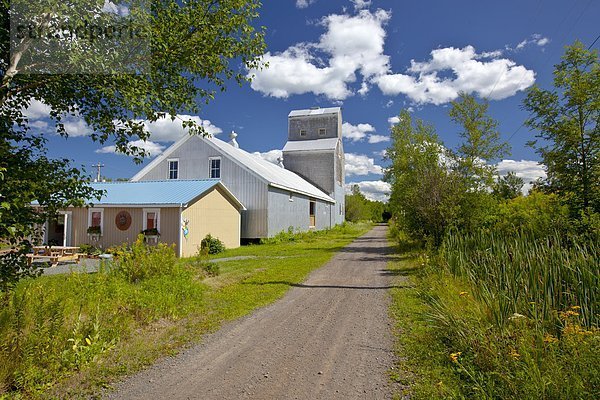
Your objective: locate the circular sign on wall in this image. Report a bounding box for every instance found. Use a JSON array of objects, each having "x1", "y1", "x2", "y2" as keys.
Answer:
[{"x1": 115, "y1": 210, "x2": 132, "y2": 231}]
